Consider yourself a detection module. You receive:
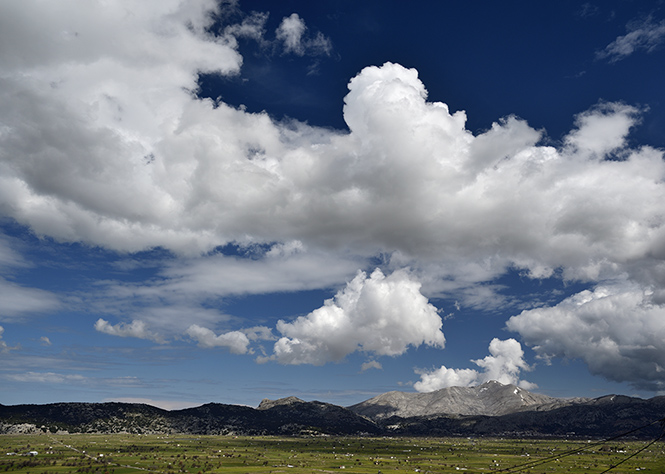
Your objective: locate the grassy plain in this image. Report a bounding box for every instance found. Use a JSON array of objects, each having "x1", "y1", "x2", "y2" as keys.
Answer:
[{"x1": 0, "y1": 434, "x2": 663, "y2": 474}]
